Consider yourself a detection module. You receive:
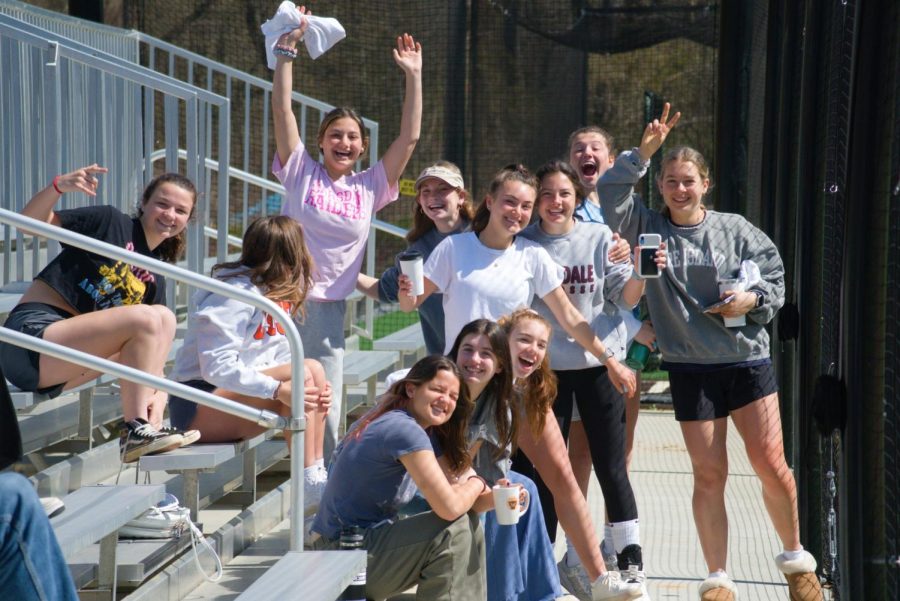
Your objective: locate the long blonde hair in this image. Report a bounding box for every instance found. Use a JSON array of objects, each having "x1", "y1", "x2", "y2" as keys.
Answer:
[{"x1": 500, "y1": 309, "x2": 557, "y2": 438}]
